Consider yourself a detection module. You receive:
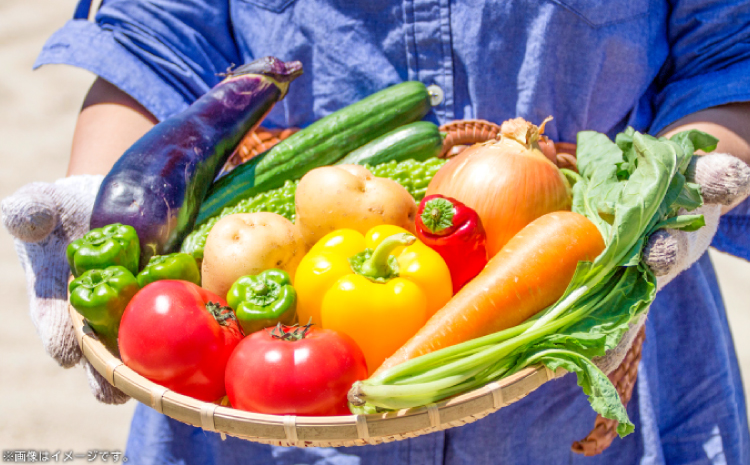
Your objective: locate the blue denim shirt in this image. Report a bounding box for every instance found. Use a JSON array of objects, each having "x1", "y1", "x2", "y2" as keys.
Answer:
[{"x1": 37, "y1": 0, "x2": 750, "y2": 463}]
